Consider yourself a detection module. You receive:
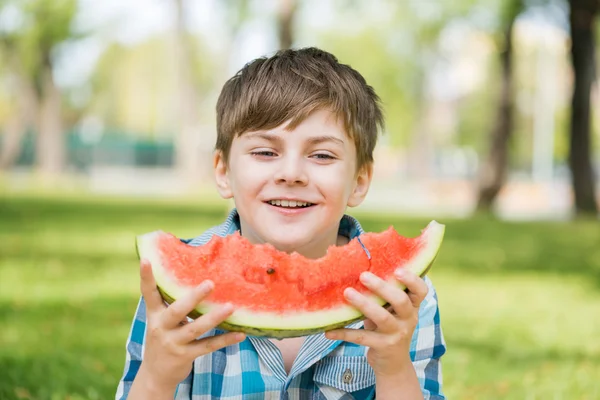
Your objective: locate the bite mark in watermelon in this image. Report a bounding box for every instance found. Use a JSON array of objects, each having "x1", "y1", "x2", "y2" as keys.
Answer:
[{"x1": 136, "y1": 221, "x2": 445, "y2": 338}]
